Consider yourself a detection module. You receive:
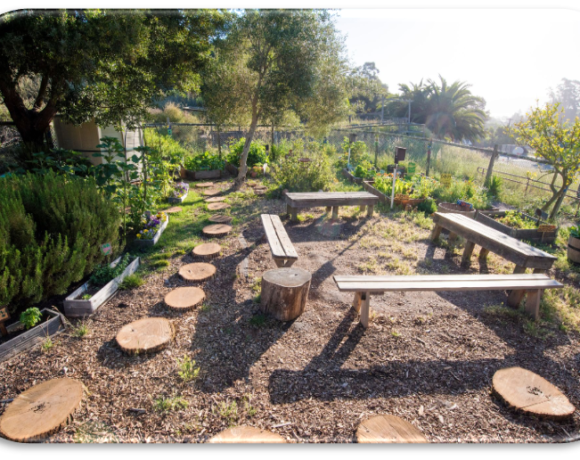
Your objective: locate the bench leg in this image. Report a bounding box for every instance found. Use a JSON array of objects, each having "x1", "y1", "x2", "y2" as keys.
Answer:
[
  {"x1": 461, "y1": 241, "x2": 476, "y2": 267},
  {"x1": 479, "y1": 248, "x2": 490, "y2": 260},
  {"x1": 367, "y1": 205, "x2": 374, "y2": 218},
  {"x1": 326, "y1": 206, "x2": 332, "y2": 214},
  {"x1": 353, "y1": 292, "x2": 362, "y2": 313},
  {"x1": 525, "y1": 289, "x2": 542, "y2": 320},
  {"x1": 360, "y1": 292, "x2": 371, "y2": 328},
  {"x1": 360, "y1": 205, "x2": 367, "y2": 213},
  {"x1": 284, "y1": 259, "x2": 296, "y2": 268},
  {"x1": 533, "y1": 268, "x2": 546, "y2": 274},
  {"x1": 286, "y1": 203, "x2": 292, "y2": 215},
  {"x1": 513, "y1": 265, "x2": 527, "y2": 274},
  {"x1": 290, "y1": 207, "x2": 298, "y2": 222},
  {"x1": 507, "y1": 289, "x2": 526, "y2": 308},
  {"x1": 430, "y1": 224, "x2": 443, "y2": 241},
  {"x1": 332, "y1": 206, "x2": 339, "y2": 220}
]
